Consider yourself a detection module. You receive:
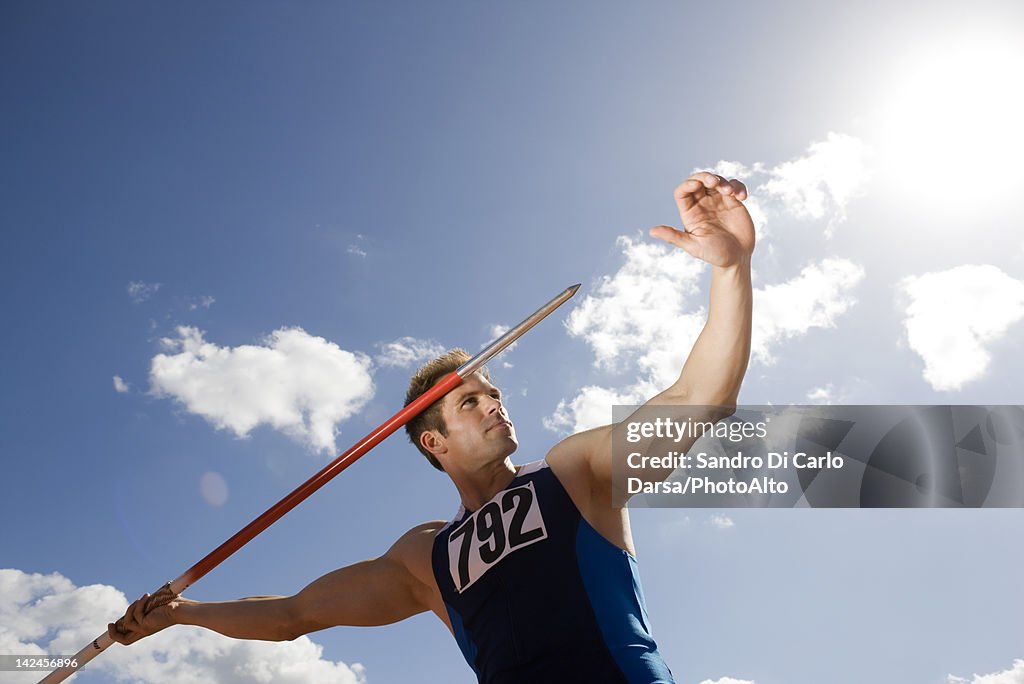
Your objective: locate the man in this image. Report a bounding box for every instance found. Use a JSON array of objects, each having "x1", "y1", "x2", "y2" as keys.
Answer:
[{"x1": 109, "y1": 171, "x2": 754, "y2": 683}]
